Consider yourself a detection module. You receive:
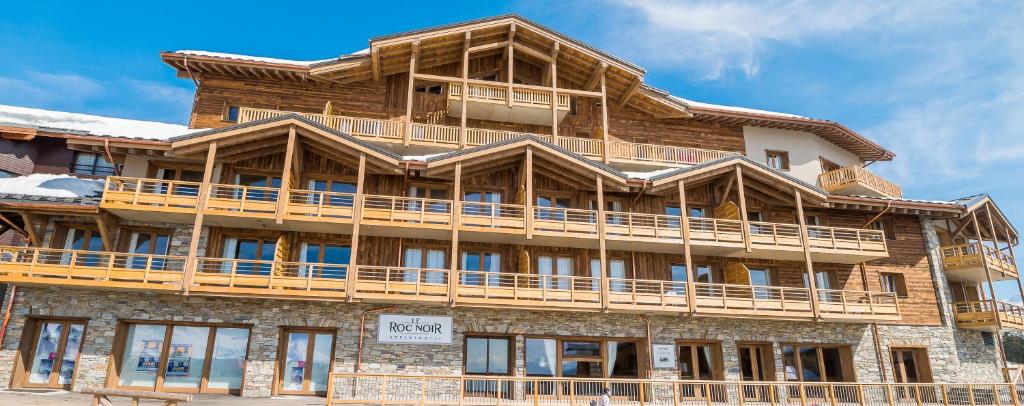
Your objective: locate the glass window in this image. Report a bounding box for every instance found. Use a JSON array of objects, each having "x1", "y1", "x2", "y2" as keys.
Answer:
[
  {"x1": 207, "y1": 328, "x2": 250, "y2": 391},
  {"x1": 282, "y1": 332, "x2": 308, "y2": 392},
  {"x1": 609, "y1": 259, "x2": 626, "y2": 292},
  {"x1": 118, "y1": 324, "x2": 167, "y2": 388},
  {"x1": 689, "y1": 207, "x2": 707, "y2": 218},
  {"x1": 607, "y1": 341, "x2": 639, "y2": 378},
  {"x1": 563, "y1": 341, "x2": 601, "y2": 357},
  {"x1": 766, "y1": 150, "x2": 790, "y2": 170},
  {"x1": 525, "y1": 339, "x2": 558, "y2": 377},
  {"x1": 117, "y1": 323, "x2": 249, "y2": 393},
  {"x1": 880, "y1": 273, "x2": 908, "y2": 297},
  {"x1": 71, "y1": 152, "x2": 116, "y2": 176},
  {"x1": 461, "y1": 252, "x2": 500, "y2": 286},
  {"x1": 783, "y1": 345, "x2": 849, "y2": 383},
  {"x1": 226, "y1": 105, "x2": 240, "y2": 122},
  {"x1": 537, "y1": 255, "x2": 572, "y2": 290},
  {"x1": 162, "y1": 326, "x2": 211, "y2": 389},
  {"x1": 465, "y1": 337, "x2": 511, "y2": 375},
  {"x1": 695, "y1": 265, "x2": 715, "y2": 284},
  {"x1": 27, "y1": 322, "x2": 64, "y2": 384}
]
